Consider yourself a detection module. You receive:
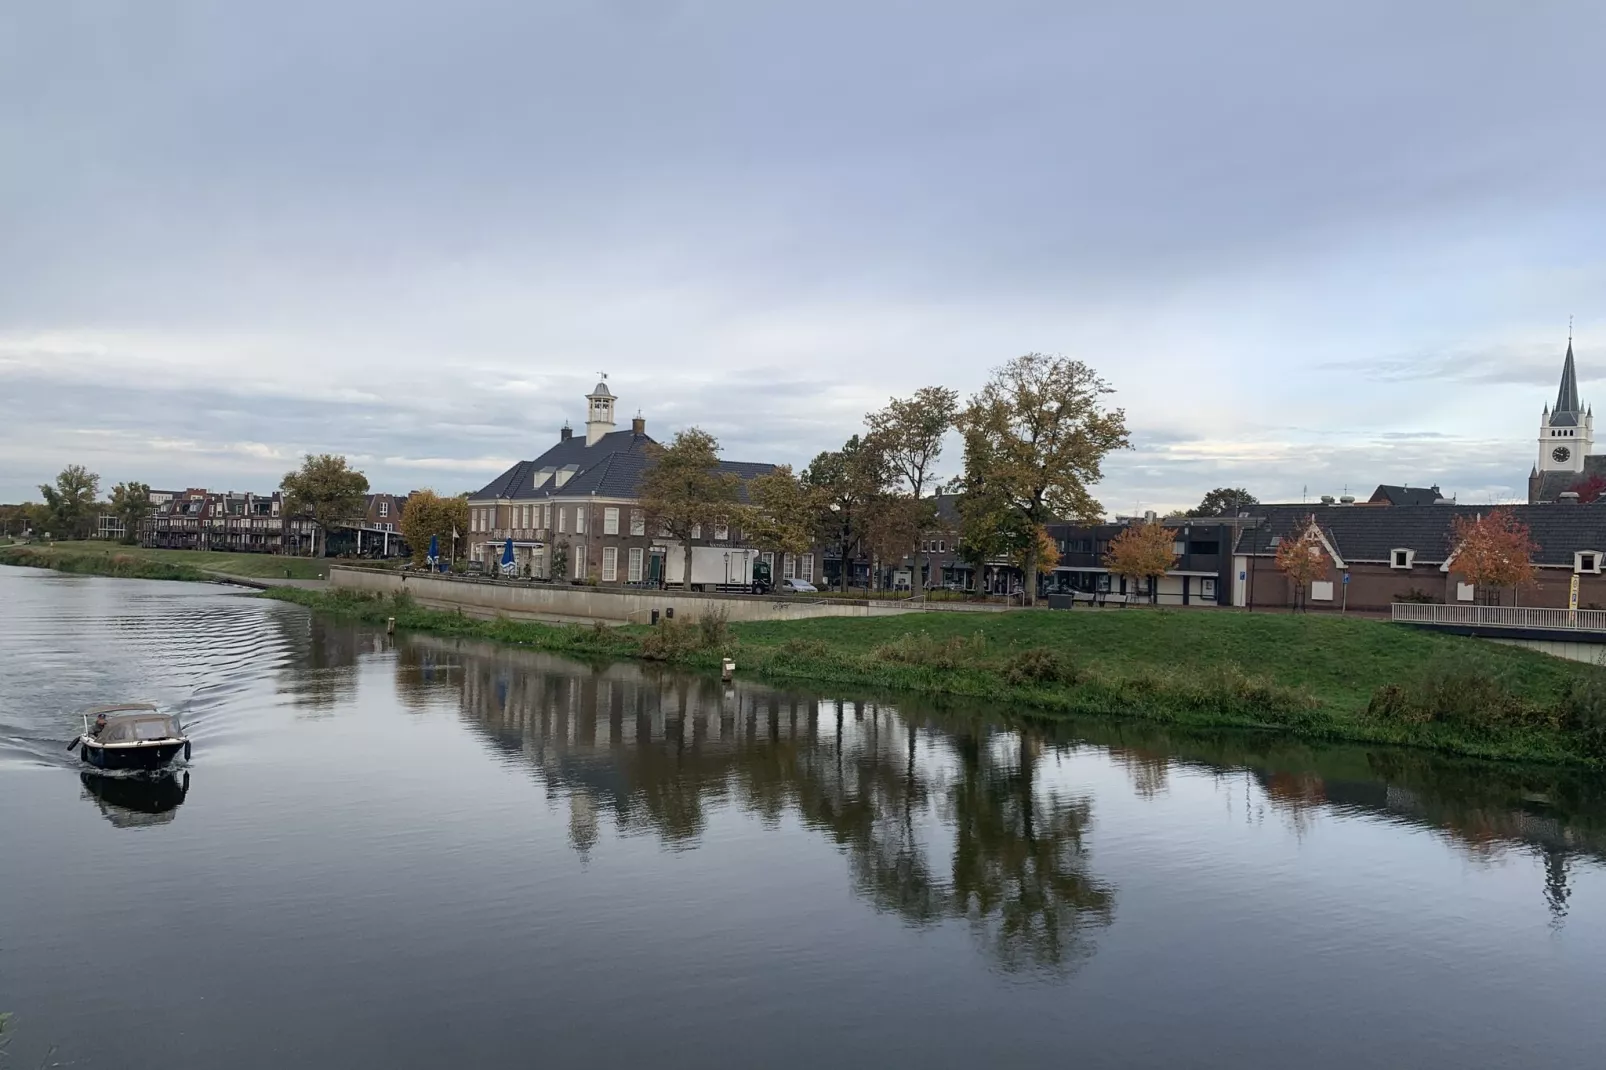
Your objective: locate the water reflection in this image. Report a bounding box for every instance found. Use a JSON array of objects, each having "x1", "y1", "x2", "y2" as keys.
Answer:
[
  {"x1": 80, "y1": 770, "x2": 190, "y2": 828},
  {"x1": 398, "y1": 637, "x2": 1117, "y2": 974}
]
